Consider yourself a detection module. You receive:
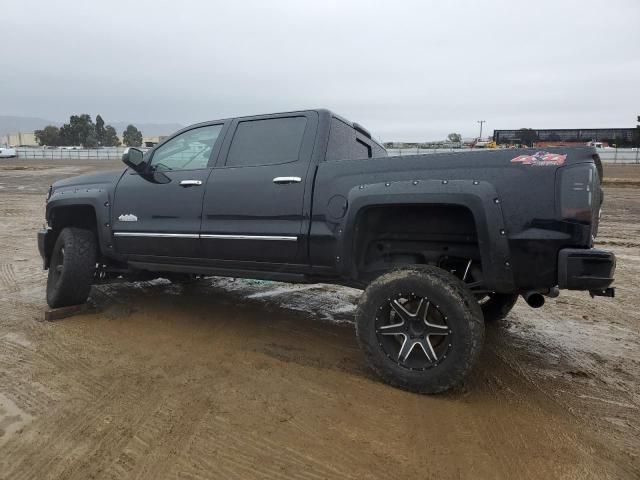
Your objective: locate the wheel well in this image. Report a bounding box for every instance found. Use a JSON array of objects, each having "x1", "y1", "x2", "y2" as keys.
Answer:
[
  {"x1": 352, "y1": 204, "x2": 481, "y2": 281},
  {"x1": 46, "y1": 205, "x2": 98, "y2": 257}
]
